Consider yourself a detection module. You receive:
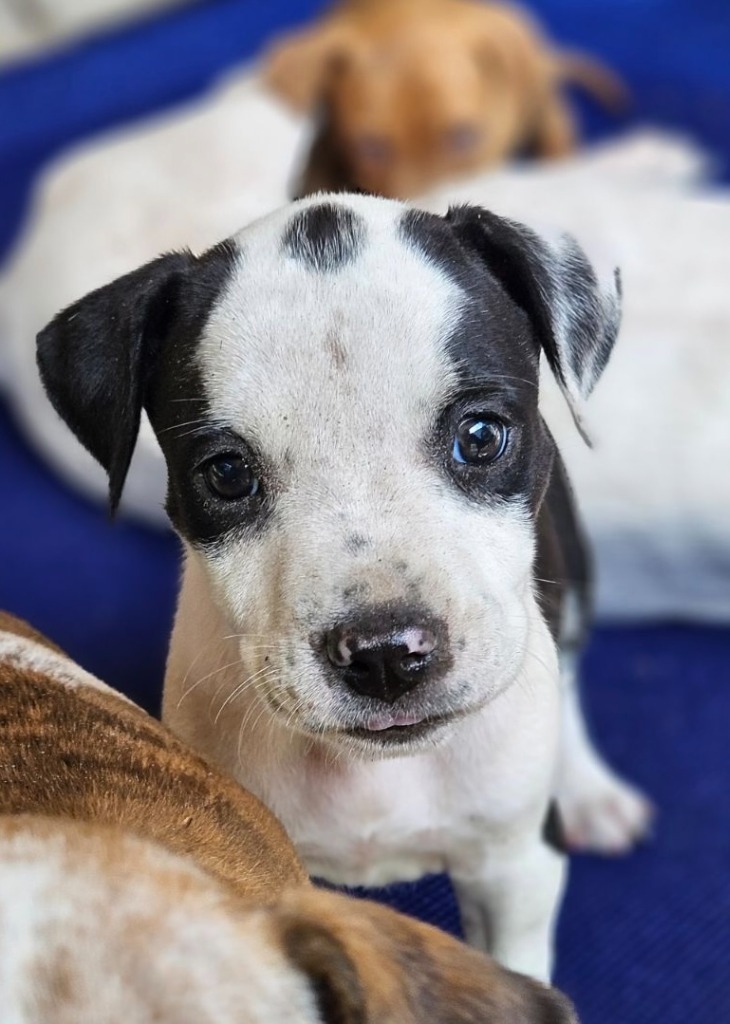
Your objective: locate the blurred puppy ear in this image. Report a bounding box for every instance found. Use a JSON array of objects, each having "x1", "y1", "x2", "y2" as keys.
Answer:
[
  {"x1": 281, "y1": 918, "x2": 366, "y2": 1024},
  {"x1": 264, "y1": 23, "x2": 355, "y2": 112},
  {"x1": 446, "y1": 204, "x2": 621, "y2": 439},
  {"x1": 467, "y1": 5, "x2": 551, "y2": 106}
]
